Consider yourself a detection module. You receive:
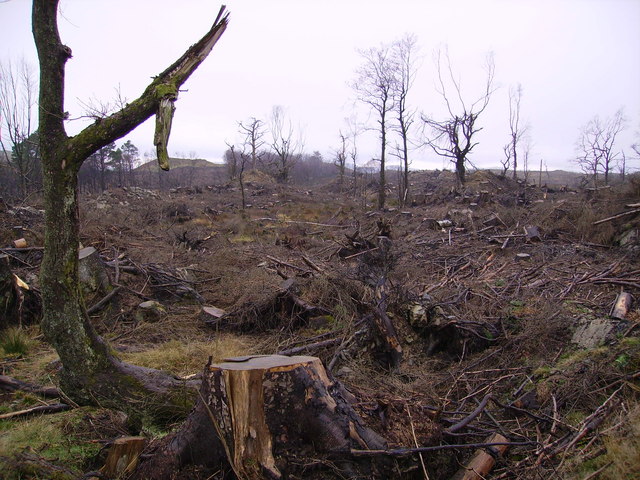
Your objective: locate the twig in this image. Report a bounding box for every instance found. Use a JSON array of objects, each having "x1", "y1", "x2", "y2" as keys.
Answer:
[
  {"x1": 582, "y1": 461, "x2": 613, "y2": 480},
  {"x1": 446, "y1": 394, "x2": 492, "y2": 434},
  {"x1": 406, "y1": 404, "x2": 430, "y2": 480},
  {"x1": 277, "y1": 337, "x2": 342, "y2": 356},
  {"x1": 350, "y1": 441, "x2": 537, "y2": 457},
  {"x1": 343, "y1": 247, "x2": 379, "y2": 260},
  {"x1": 266, "y1": 255, "x2": 311, "y2": 274}
]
